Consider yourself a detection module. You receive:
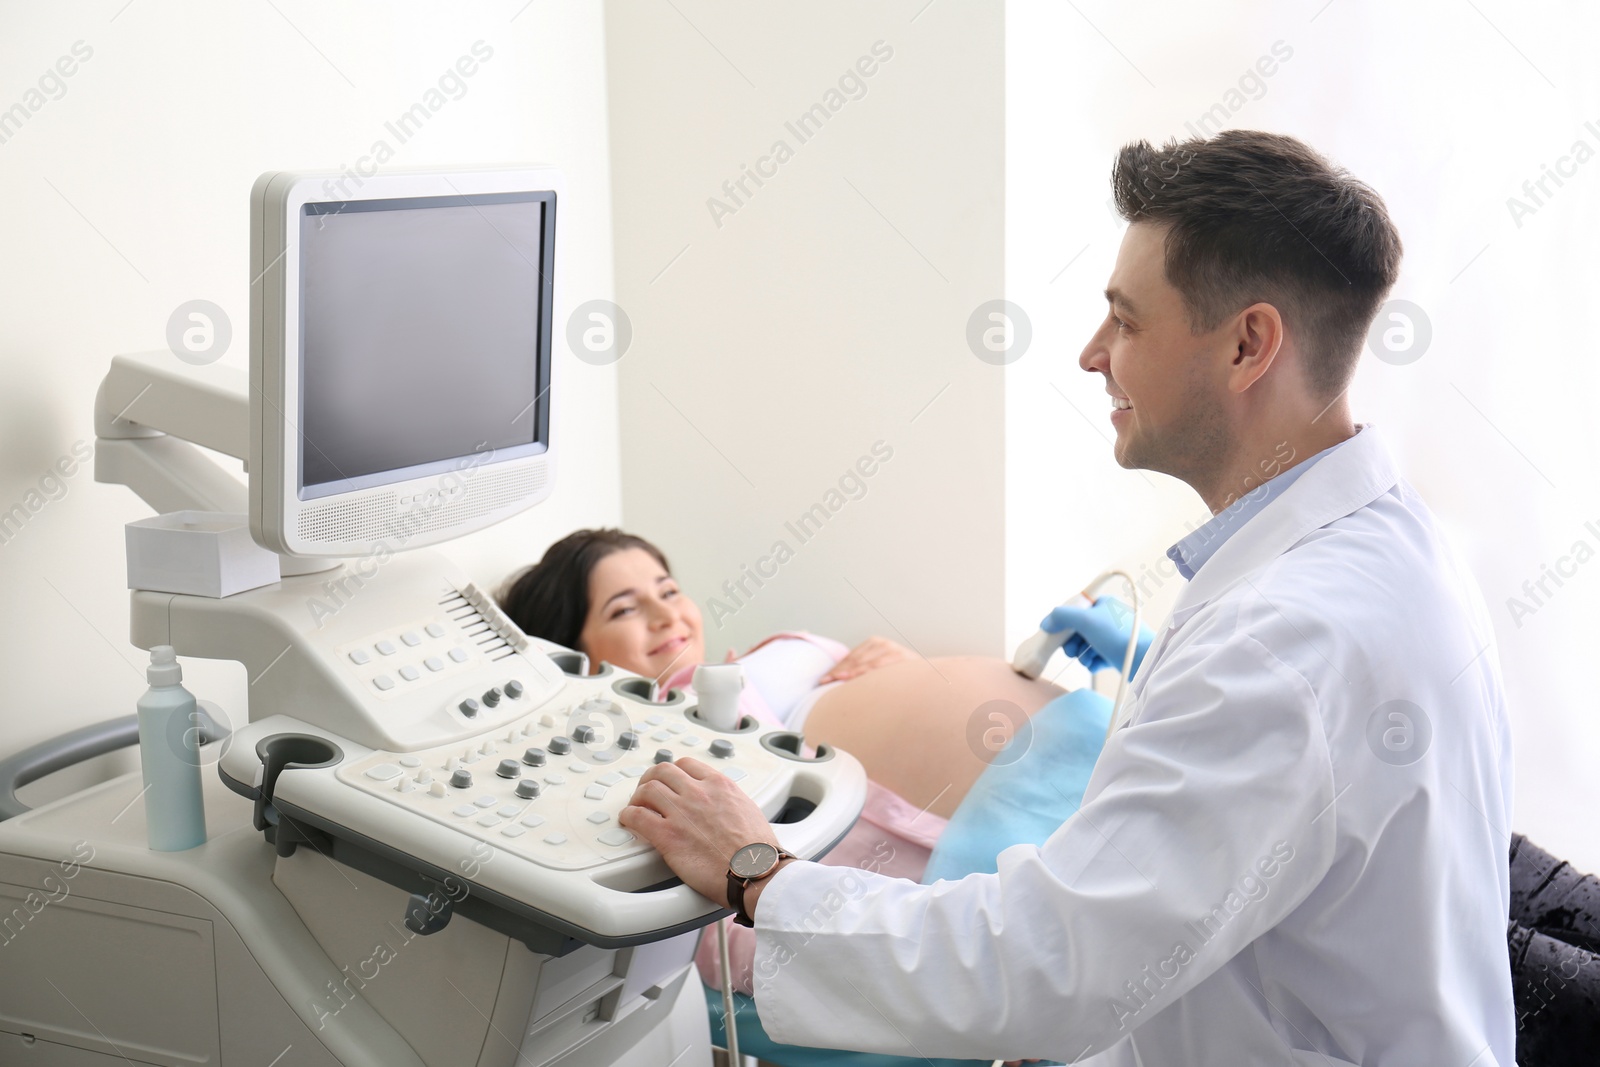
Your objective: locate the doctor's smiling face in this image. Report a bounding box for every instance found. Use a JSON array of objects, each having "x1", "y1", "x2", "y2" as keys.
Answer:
[
  {"x1": 577, "y1": 547, "x2": 705, "y2": 681},
  {"x1": 1078, "y1": 219, "x2": 1236, "y2": 479}
]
